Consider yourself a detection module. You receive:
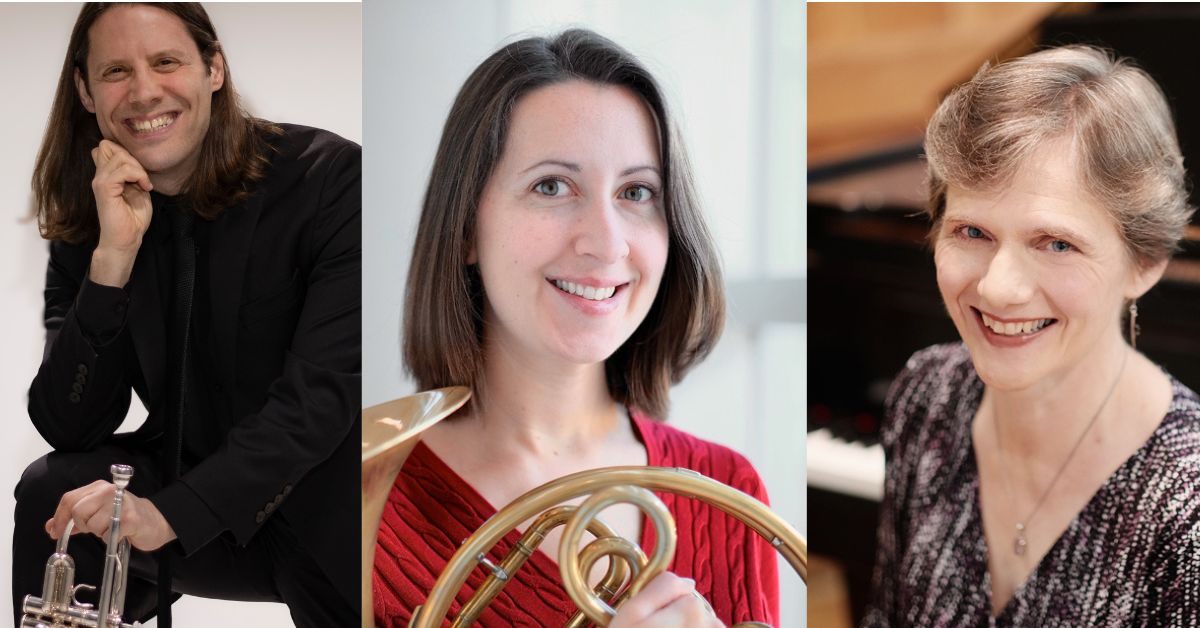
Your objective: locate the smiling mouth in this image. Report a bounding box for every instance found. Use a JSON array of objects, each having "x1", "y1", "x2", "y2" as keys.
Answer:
[
  {"x1": 551, "y1": 279, "x2": 622, "y2": 301},
  {"x1": 126, "y1": 113, "x2": 178, "y2": 135},
  {"x1": 976, "y1": 308, "x2": 1057, "y2": 336}
]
